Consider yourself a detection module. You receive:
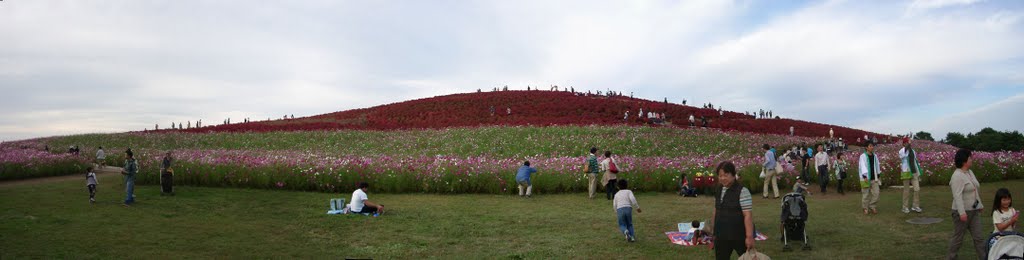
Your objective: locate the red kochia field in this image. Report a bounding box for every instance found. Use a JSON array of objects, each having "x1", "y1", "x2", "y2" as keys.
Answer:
[{"x1": 171, "y1": 90, "x2": 885, "y2": 142}]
